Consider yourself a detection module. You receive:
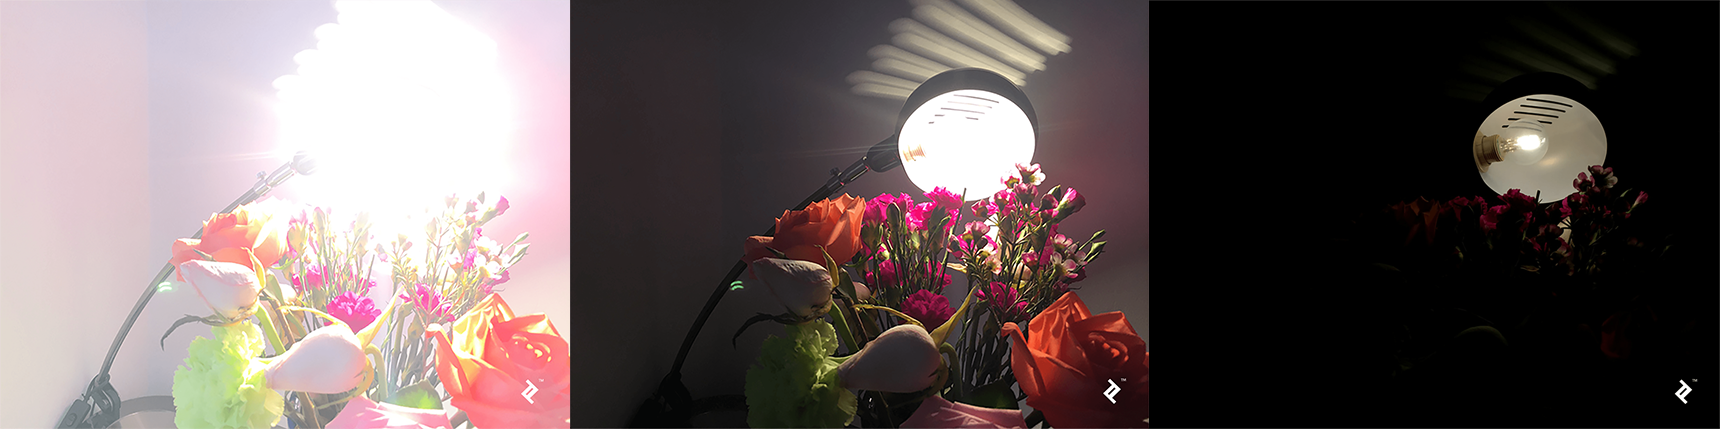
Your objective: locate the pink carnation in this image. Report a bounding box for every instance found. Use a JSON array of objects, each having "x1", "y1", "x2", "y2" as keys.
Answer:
[
  {"x1": 900, "y1": 289, "x2": 954, "y2": 330},
  {"x1": 327, "y1": 291, "x2": 381, "y2": 332},
  {"x1": 976, "y1": 282, "x2": 1028, "y2": 322},
  {"x1": 926, "y1": 187, "x2": 963, "y2": 212},
  {"x1": 399, "y1": 283, "x2": 455, "y2": 323},
  {"x1": 866, "y1": 260, "x2": 901, "y2": 289}
]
